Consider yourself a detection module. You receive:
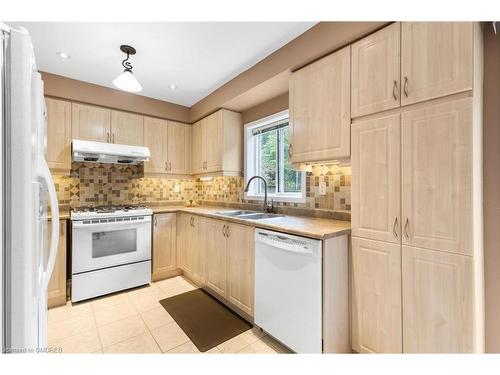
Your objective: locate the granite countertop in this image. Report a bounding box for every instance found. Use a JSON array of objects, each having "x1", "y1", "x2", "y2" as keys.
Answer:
[{"x1": 150, "y1": 205, "x2": 351, "y2": 240}]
